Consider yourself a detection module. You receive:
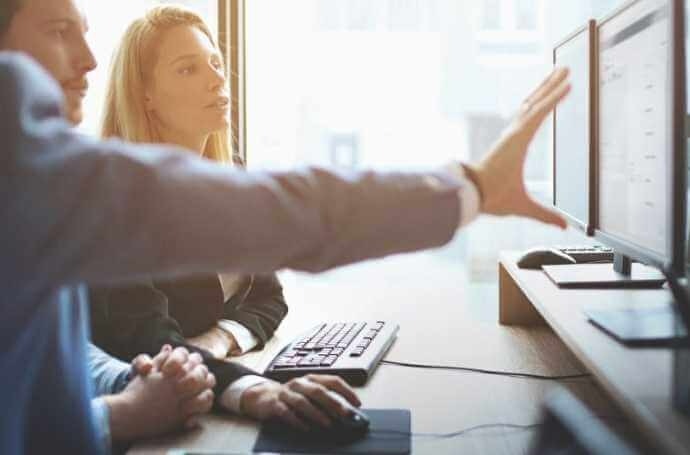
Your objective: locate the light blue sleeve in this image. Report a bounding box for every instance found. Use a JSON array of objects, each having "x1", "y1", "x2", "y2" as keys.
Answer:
[{"x1": 88, "y1": 344, "x2": 131, "y2": 396}]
